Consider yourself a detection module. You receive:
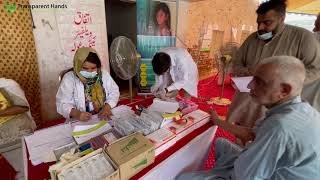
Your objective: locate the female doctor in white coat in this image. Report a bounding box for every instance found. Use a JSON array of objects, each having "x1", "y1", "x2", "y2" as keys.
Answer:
[
  {"x1": 56, "y1": 47, "x2": 119, "y2": 121},
  {"x1": 151, "y1": 47, "x2": 198, "y2": 99}
]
